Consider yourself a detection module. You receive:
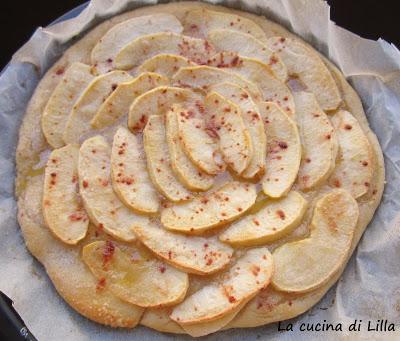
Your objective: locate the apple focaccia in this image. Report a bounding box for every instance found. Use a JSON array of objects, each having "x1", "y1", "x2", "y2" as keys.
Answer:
[{"x1": 16, "y1": 1, "x2": 384, "y2": 337}]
